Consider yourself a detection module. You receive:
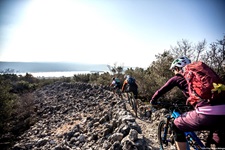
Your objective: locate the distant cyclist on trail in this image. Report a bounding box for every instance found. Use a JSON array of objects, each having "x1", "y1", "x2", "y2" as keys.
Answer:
[
  {"x1": 150, "y1": 56, "x2": 225, "y2": 149},
  {"x1": 110, "y1": 77, "x2": 121, "y2": 93},
  {"x1": 121, "y1": 74, "x2": 138, "y2": 99}
]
